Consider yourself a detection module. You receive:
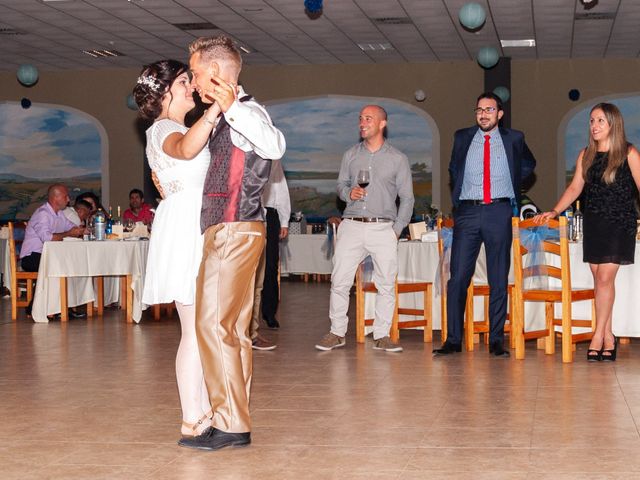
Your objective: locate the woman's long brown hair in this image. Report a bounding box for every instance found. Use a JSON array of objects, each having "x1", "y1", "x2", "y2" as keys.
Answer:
[{"x1": 581, "y1": 102, "x2": 629, "y2": 184}]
